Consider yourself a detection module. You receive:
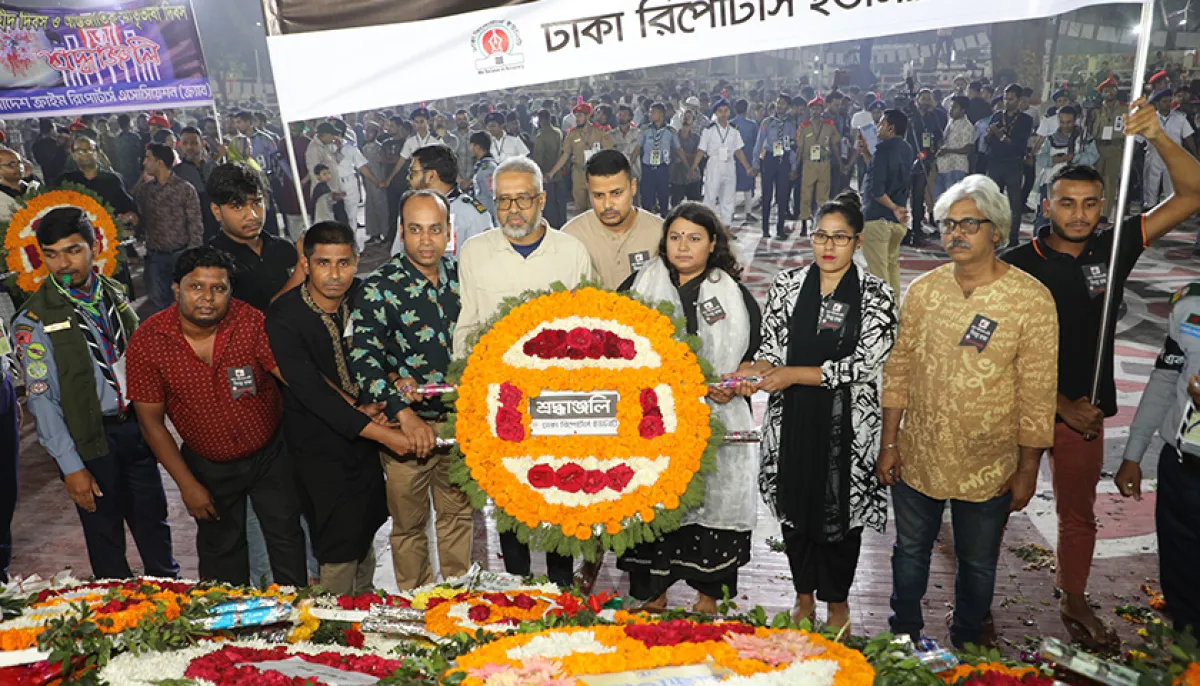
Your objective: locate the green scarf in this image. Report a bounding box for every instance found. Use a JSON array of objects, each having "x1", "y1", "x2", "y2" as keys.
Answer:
[{"x1": 21, "y1": 274, "x2": 138, "y2": 460}]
